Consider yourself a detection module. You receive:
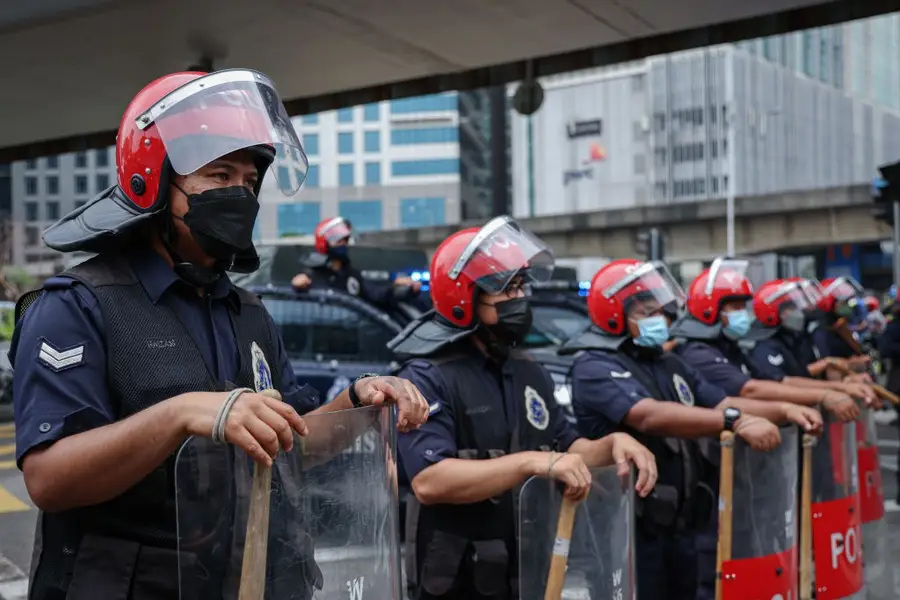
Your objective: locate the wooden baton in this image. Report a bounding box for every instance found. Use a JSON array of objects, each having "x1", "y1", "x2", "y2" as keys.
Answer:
[
  {"x1": 715, "y1": 431, "x2": 735, "y2": 600},
  {"x1": 825, "y1": 357, "x2": 899, "y2": 405},
  {"x1": 238, "y1": 388, "x2": 282, "y2": 600},
  {"x1": 799, "y1": 434, "x2": 816, "y2": 600},
  {"x1": 544, "y1": 496, "x2": 579, "y2": 600}
]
